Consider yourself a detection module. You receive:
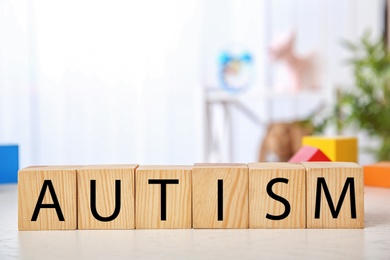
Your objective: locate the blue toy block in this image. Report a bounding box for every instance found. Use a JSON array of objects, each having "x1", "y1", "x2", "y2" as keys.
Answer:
[{"x1": 0, "y1": 145, "x2": 19, "y2": 184}]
